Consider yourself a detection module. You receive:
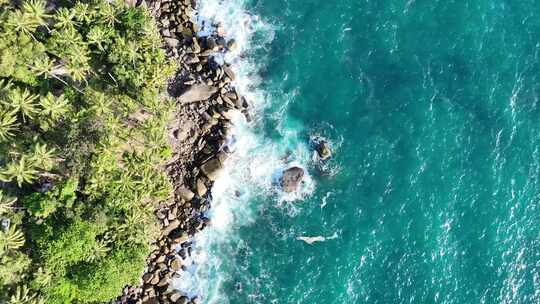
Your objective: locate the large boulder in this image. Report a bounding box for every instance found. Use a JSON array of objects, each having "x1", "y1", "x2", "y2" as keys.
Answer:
[
  {"x1": 178, "y1": 84, "x2": 217, "y2": 103},
  {"x1": 280, "y1": 167, "x2": 304, "y2": 193},
  {"x1": 201, "y1": 157, "x2": 223, "y2": 181}
]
